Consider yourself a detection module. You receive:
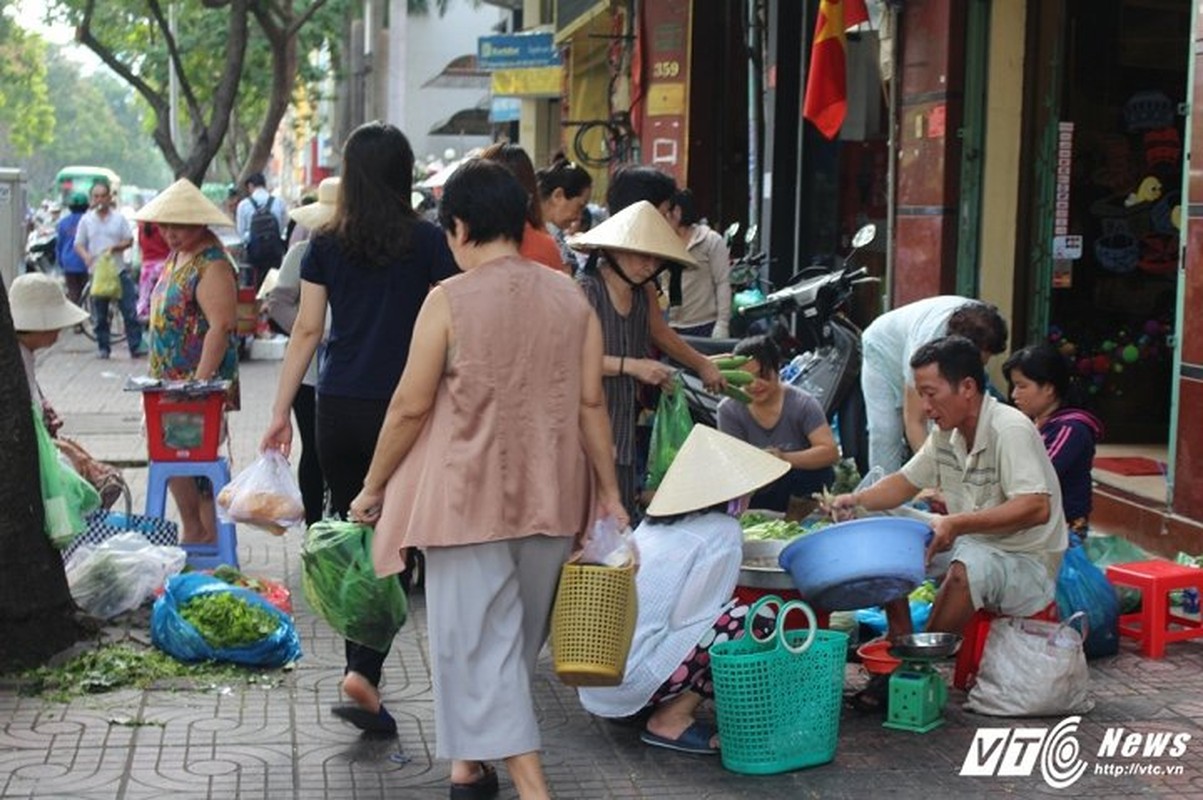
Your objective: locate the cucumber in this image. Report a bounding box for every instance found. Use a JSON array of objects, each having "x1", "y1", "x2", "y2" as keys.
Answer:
[
  {"x1": 722, "y1": 385, "x2": 753, "y2": 403},
  {"x1": 720, "y1": 369, "x2": 755, "y2": 386},
  {"x1": 711, "y1": 355, "x2": 751, "y2": 370}
]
